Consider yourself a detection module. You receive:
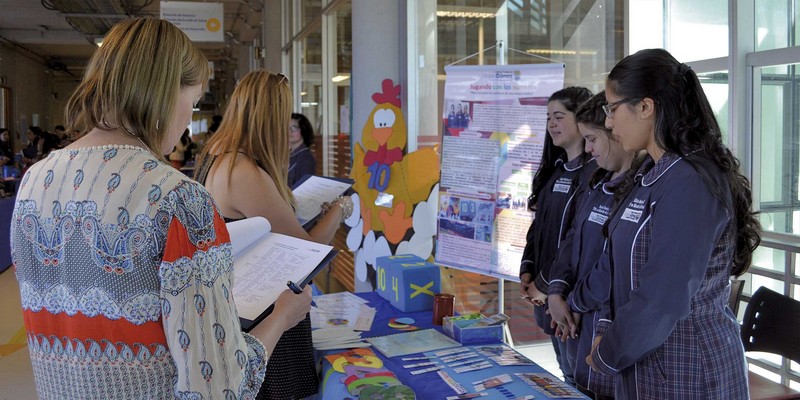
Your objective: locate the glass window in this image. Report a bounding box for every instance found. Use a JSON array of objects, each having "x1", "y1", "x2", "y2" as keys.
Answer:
[
  {"x1": 629, "y1": 0, "x2": 727, "y2": 62},
  {"x1": 697, "y1": 71, "x2": 729, "y2": 140},
  {"x1": 327, "y1": 3, "x2": 352, "y2": 179},
  {"x1": 667, "y1": 0, "x2": 728, "y2": 61},
  {"x1": 756, "y1": 63, "x2": 800, "y2": 235},
  {"x1": 629, "y1": 0, "x2": 664, "y2": 54},
  {"x1": 755, "y1": 0, "x2": 800, "y2": 51},
  {"x1": 299, "y1": 27, "x2": 322, "y2": 164},
  {"x1": 302, "y1": 0, "x2": 322, "y2": 26},
  {"x1": 751, "y1": 247, "x2": 787, "y2": 274}
]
